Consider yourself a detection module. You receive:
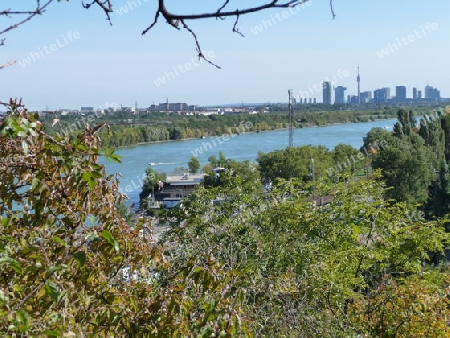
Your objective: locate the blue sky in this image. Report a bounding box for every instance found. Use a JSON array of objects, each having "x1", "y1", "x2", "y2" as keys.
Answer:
[{"x1": 1, "y1": 0, "x2": 450, "y2": 110}]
